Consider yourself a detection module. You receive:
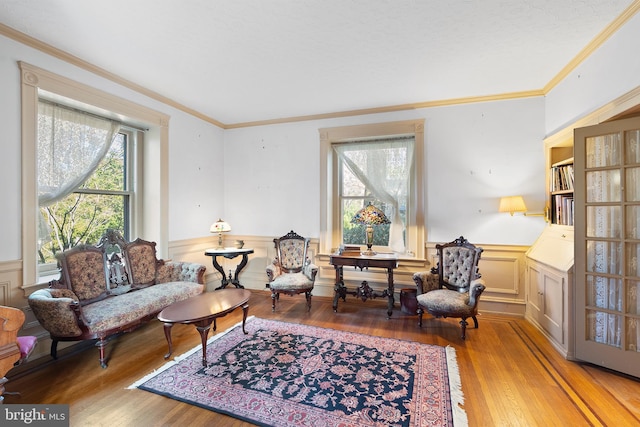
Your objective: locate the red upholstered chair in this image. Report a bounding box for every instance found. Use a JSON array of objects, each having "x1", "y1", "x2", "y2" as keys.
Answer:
[
  {"x1": 0, "y1": 306, "x2": 37, "y2": 402},
  {"x1": 412, "y1": 236, "x2": 485, "y2": 339}
]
